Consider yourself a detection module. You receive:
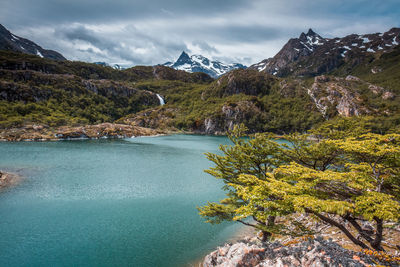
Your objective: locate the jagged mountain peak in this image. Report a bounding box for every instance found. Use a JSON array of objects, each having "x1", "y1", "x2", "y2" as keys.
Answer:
[
  {"x1": 307, "y1": 28, "x2": 317, "y2": 36},
  {"x1": 176, "y1": 51, "x2": 191, "y2": 64},
  {"x1": 162, "y1": 51, "x2": 246, "y2": 78},
  {"x1": 0, "y1": 24, "x2": 66, "y2": 61},
  {"x1": 0, "y1": 24, "x2": 9, "y2": 33},
  {"x1": 299, "y1": 29, "x2": 324, "y2": 46}
]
